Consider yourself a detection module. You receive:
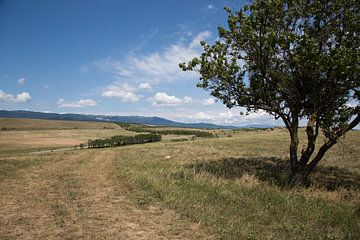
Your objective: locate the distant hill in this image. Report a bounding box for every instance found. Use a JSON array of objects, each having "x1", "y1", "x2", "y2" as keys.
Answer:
[
  {"x1": 238, "y1": 124, "x2": 274, "y2": 129},
  {"x1": 0, "y1": 110, "x2": 239, "y2": 129}
]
